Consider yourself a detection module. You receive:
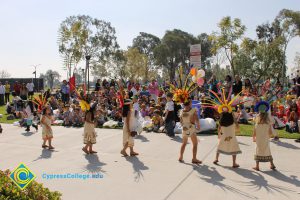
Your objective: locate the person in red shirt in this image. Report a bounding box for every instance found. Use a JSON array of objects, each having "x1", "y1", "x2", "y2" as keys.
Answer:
[{"x1": 13, "y1": 81, "x2": 21, "y2": 96}]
